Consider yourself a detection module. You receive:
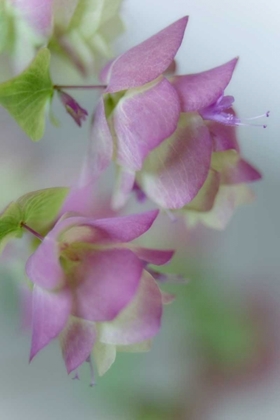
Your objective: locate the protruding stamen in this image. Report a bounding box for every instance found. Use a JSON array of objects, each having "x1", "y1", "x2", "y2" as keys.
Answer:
[
  {"x1": 244, "y1": 111, "x2": 270, "y2": 120},
  {"x1": 199, "y1": 95, "x2": 269, "y2": 129}
]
